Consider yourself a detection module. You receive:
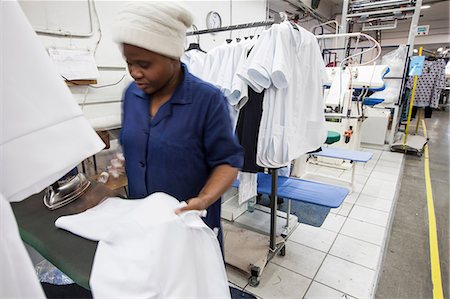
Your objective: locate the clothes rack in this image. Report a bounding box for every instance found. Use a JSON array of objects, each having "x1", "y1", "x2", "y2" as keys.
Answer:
[
  {"x1": 185, "y1": 14, "x2": 294, "y2": 286},
  {"x1": 186, "y1": 12, "x2": 287, "y2": 36}
]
